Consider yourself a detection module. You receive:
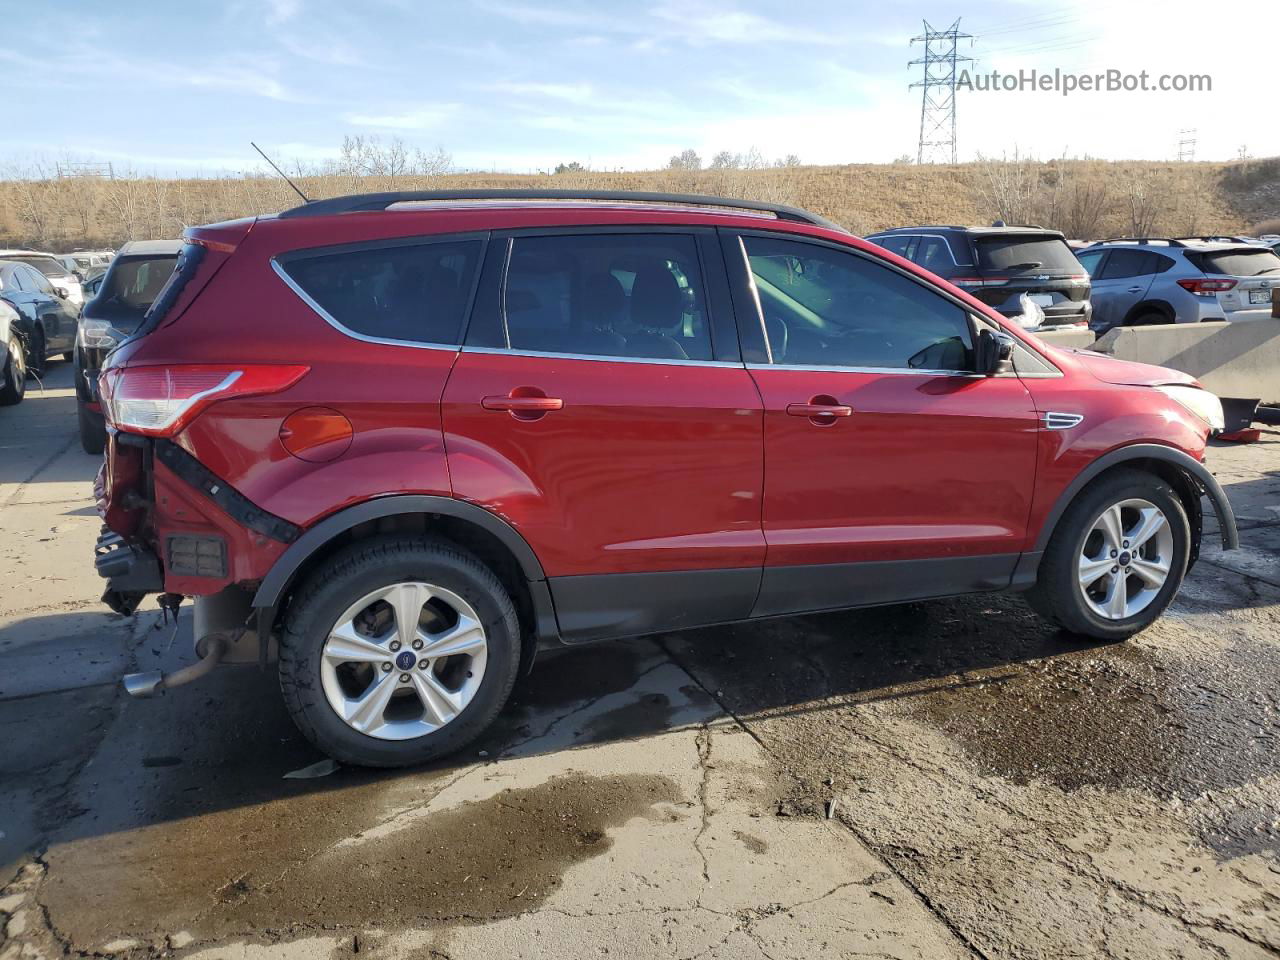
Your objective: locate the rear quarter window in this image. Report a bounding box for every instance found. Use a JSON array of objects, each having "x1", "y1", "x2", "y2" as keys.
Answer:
[
  {"x1": 1192, "y1": 249, "x2": 1280, "y2": 278},
  {"x1": 278, "y1": 238, "x2": 483, "y2": 346}
]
